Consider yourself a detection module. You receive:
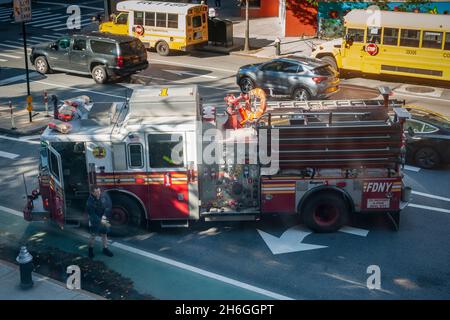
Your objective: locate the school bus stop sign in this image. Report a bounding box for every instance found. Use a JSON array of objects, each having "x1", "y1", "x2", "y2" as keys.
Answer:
[{"x1": 366, "y1": 43, "x2": 379, "y2": 56}]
